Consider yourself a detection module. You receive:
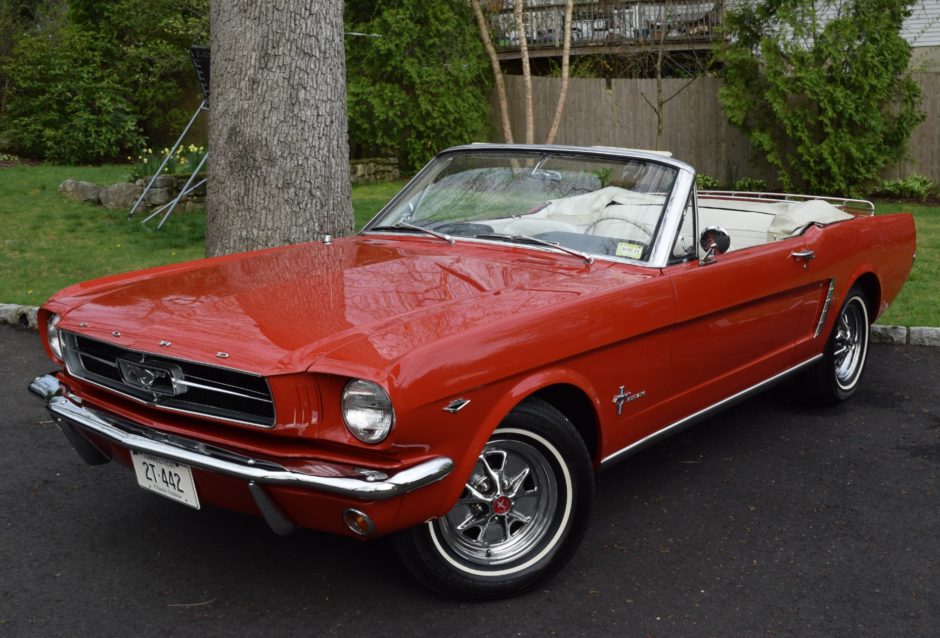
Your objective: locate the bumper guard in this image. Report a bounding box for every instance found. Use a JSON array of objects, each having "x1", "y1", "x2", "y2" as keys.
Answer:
[{"x1": 29, "y1": 374, "x2": 454, "y2": 534}]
